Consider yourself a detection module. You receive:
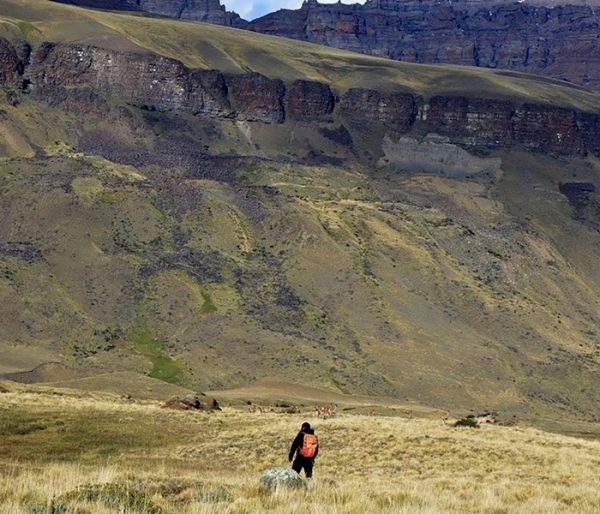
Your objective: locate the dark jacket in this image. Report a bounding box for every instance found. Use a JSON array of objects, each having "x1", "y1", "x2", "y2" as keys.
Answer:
[{"x1": 289, "y1": 428, "x2": 319, "y2": 461}]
